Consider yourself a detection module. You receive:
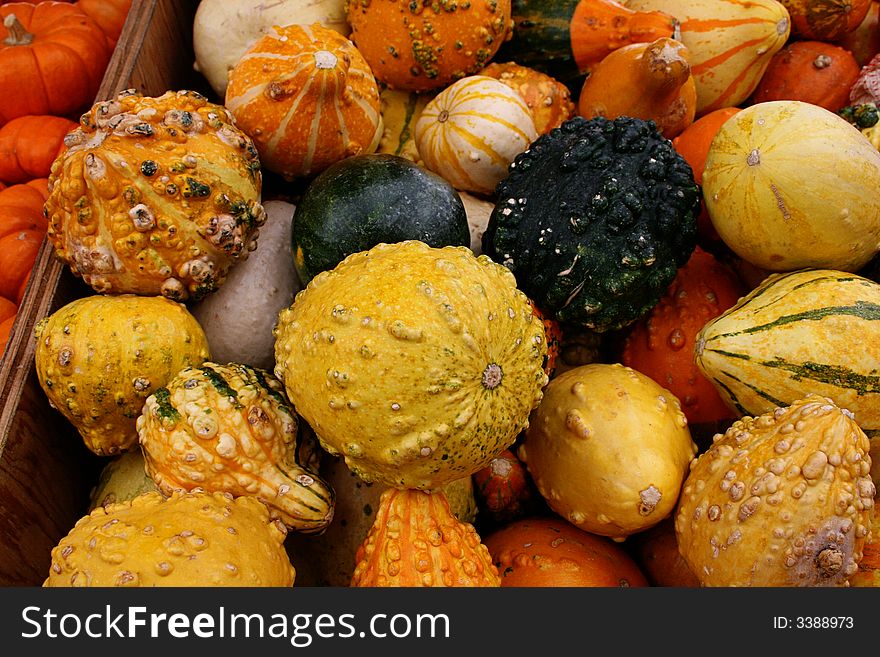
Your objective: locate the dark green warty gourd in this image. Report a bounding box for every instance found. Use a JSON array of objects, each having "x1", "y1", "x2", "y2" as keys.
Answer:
[{"x1": 482, "y1": 115, "x2": 700, "y2": 332}]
